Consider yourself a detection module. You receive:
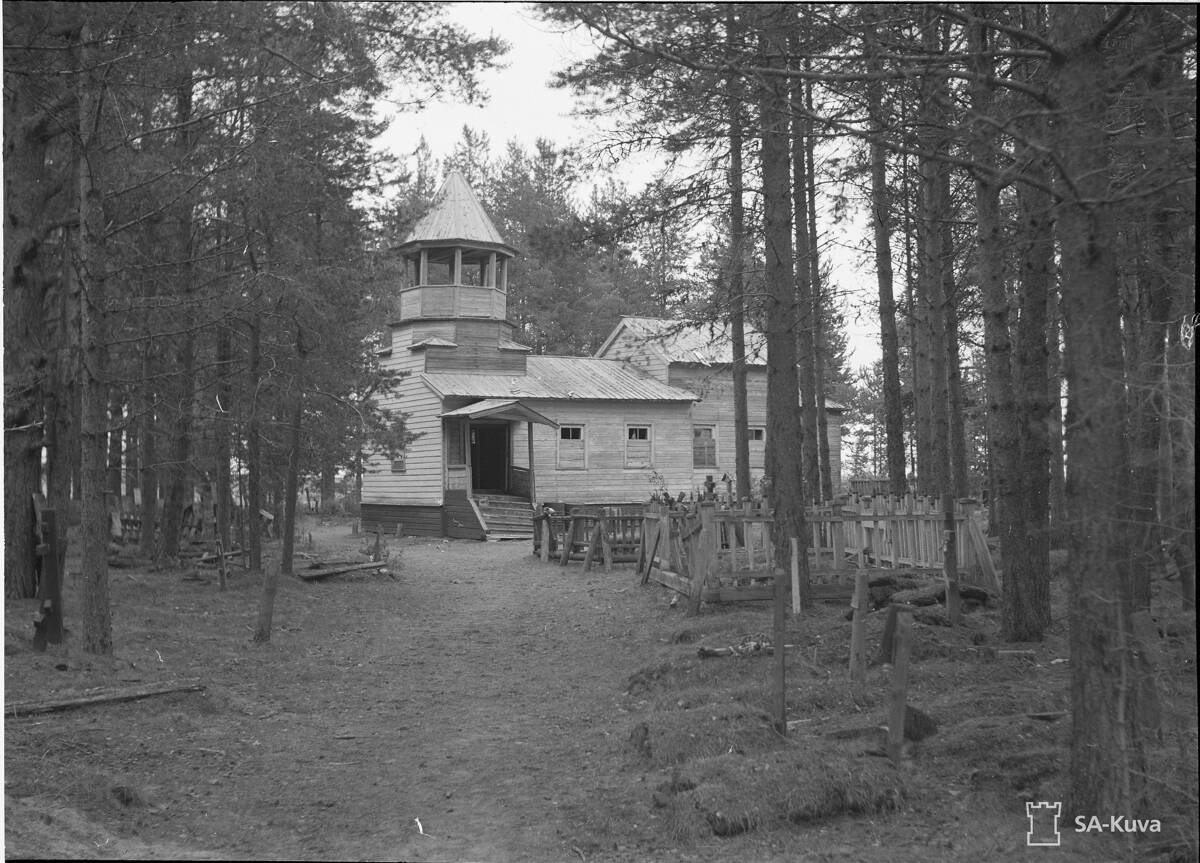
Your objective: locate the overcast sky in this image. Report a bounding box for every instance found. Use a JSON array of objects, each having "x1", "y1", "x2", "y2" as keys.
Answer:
[{"x1": 376, "y1": 5, "x2": 597, "y2": 168}]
